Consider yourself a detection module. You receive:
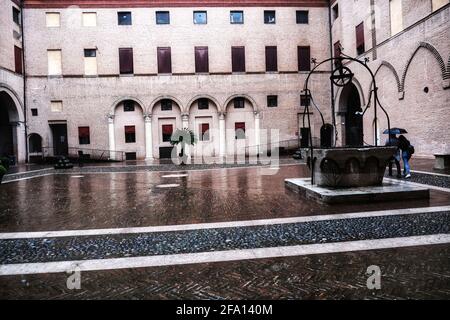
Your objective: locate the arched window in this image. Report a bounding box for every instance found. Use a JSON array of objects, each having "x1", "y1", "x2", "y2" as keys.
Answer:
[{"x1": 29, "y1": 133, "x2": 42, "y2": 153}]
